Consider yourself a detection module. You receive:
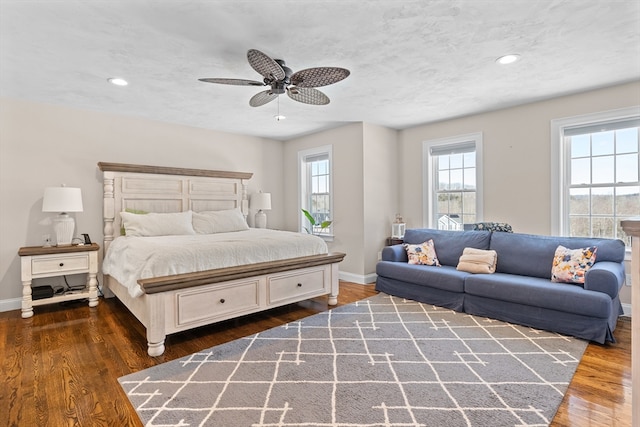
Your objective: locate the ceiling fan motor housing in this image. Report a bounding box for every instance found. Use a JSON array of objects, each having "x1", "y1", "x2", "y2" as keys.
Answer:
[{"x1": 271, "y1": 81, "x2": 287, "y2": 94}]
